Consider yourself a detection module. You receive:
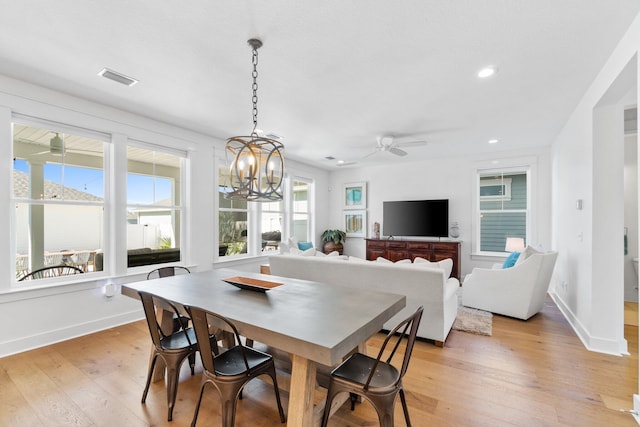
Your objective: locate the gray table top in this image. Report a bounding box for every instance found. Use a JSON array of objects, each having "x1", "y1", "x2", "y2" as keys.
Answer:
[{"x1": 122, "y1": 268, "x2": 406, "y2": 366}]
